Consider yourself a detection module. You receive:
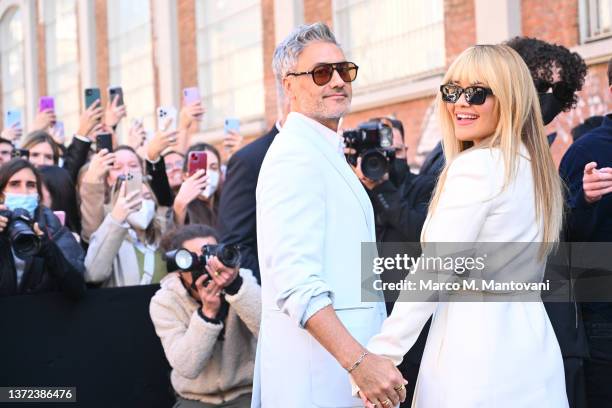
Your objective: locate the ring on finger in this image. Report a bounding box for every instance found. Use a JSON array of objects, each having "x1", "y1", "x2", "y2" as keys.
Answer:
[
  {"x1": 393, "y1": 384, "x2": 405, "y2": 392},
  {"x1": 381, "y1": 399, "x2": 393, "y2": 407}
]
